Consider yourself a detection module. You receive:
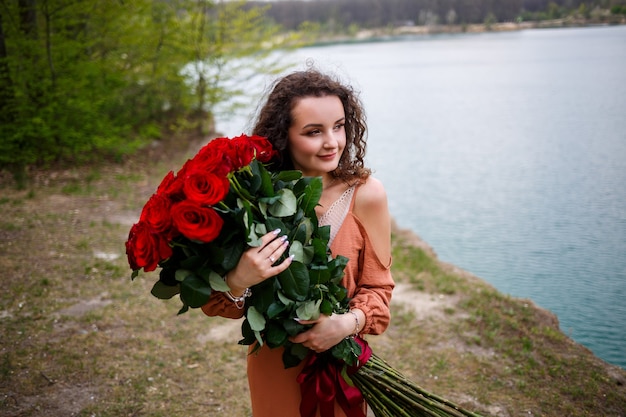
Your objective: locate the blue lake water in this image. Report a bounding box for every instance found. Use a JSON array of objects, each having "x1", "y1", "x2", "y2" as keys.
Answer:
[{"x1": 217, "y1": 25, "x2": 626, "y2": 369}]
